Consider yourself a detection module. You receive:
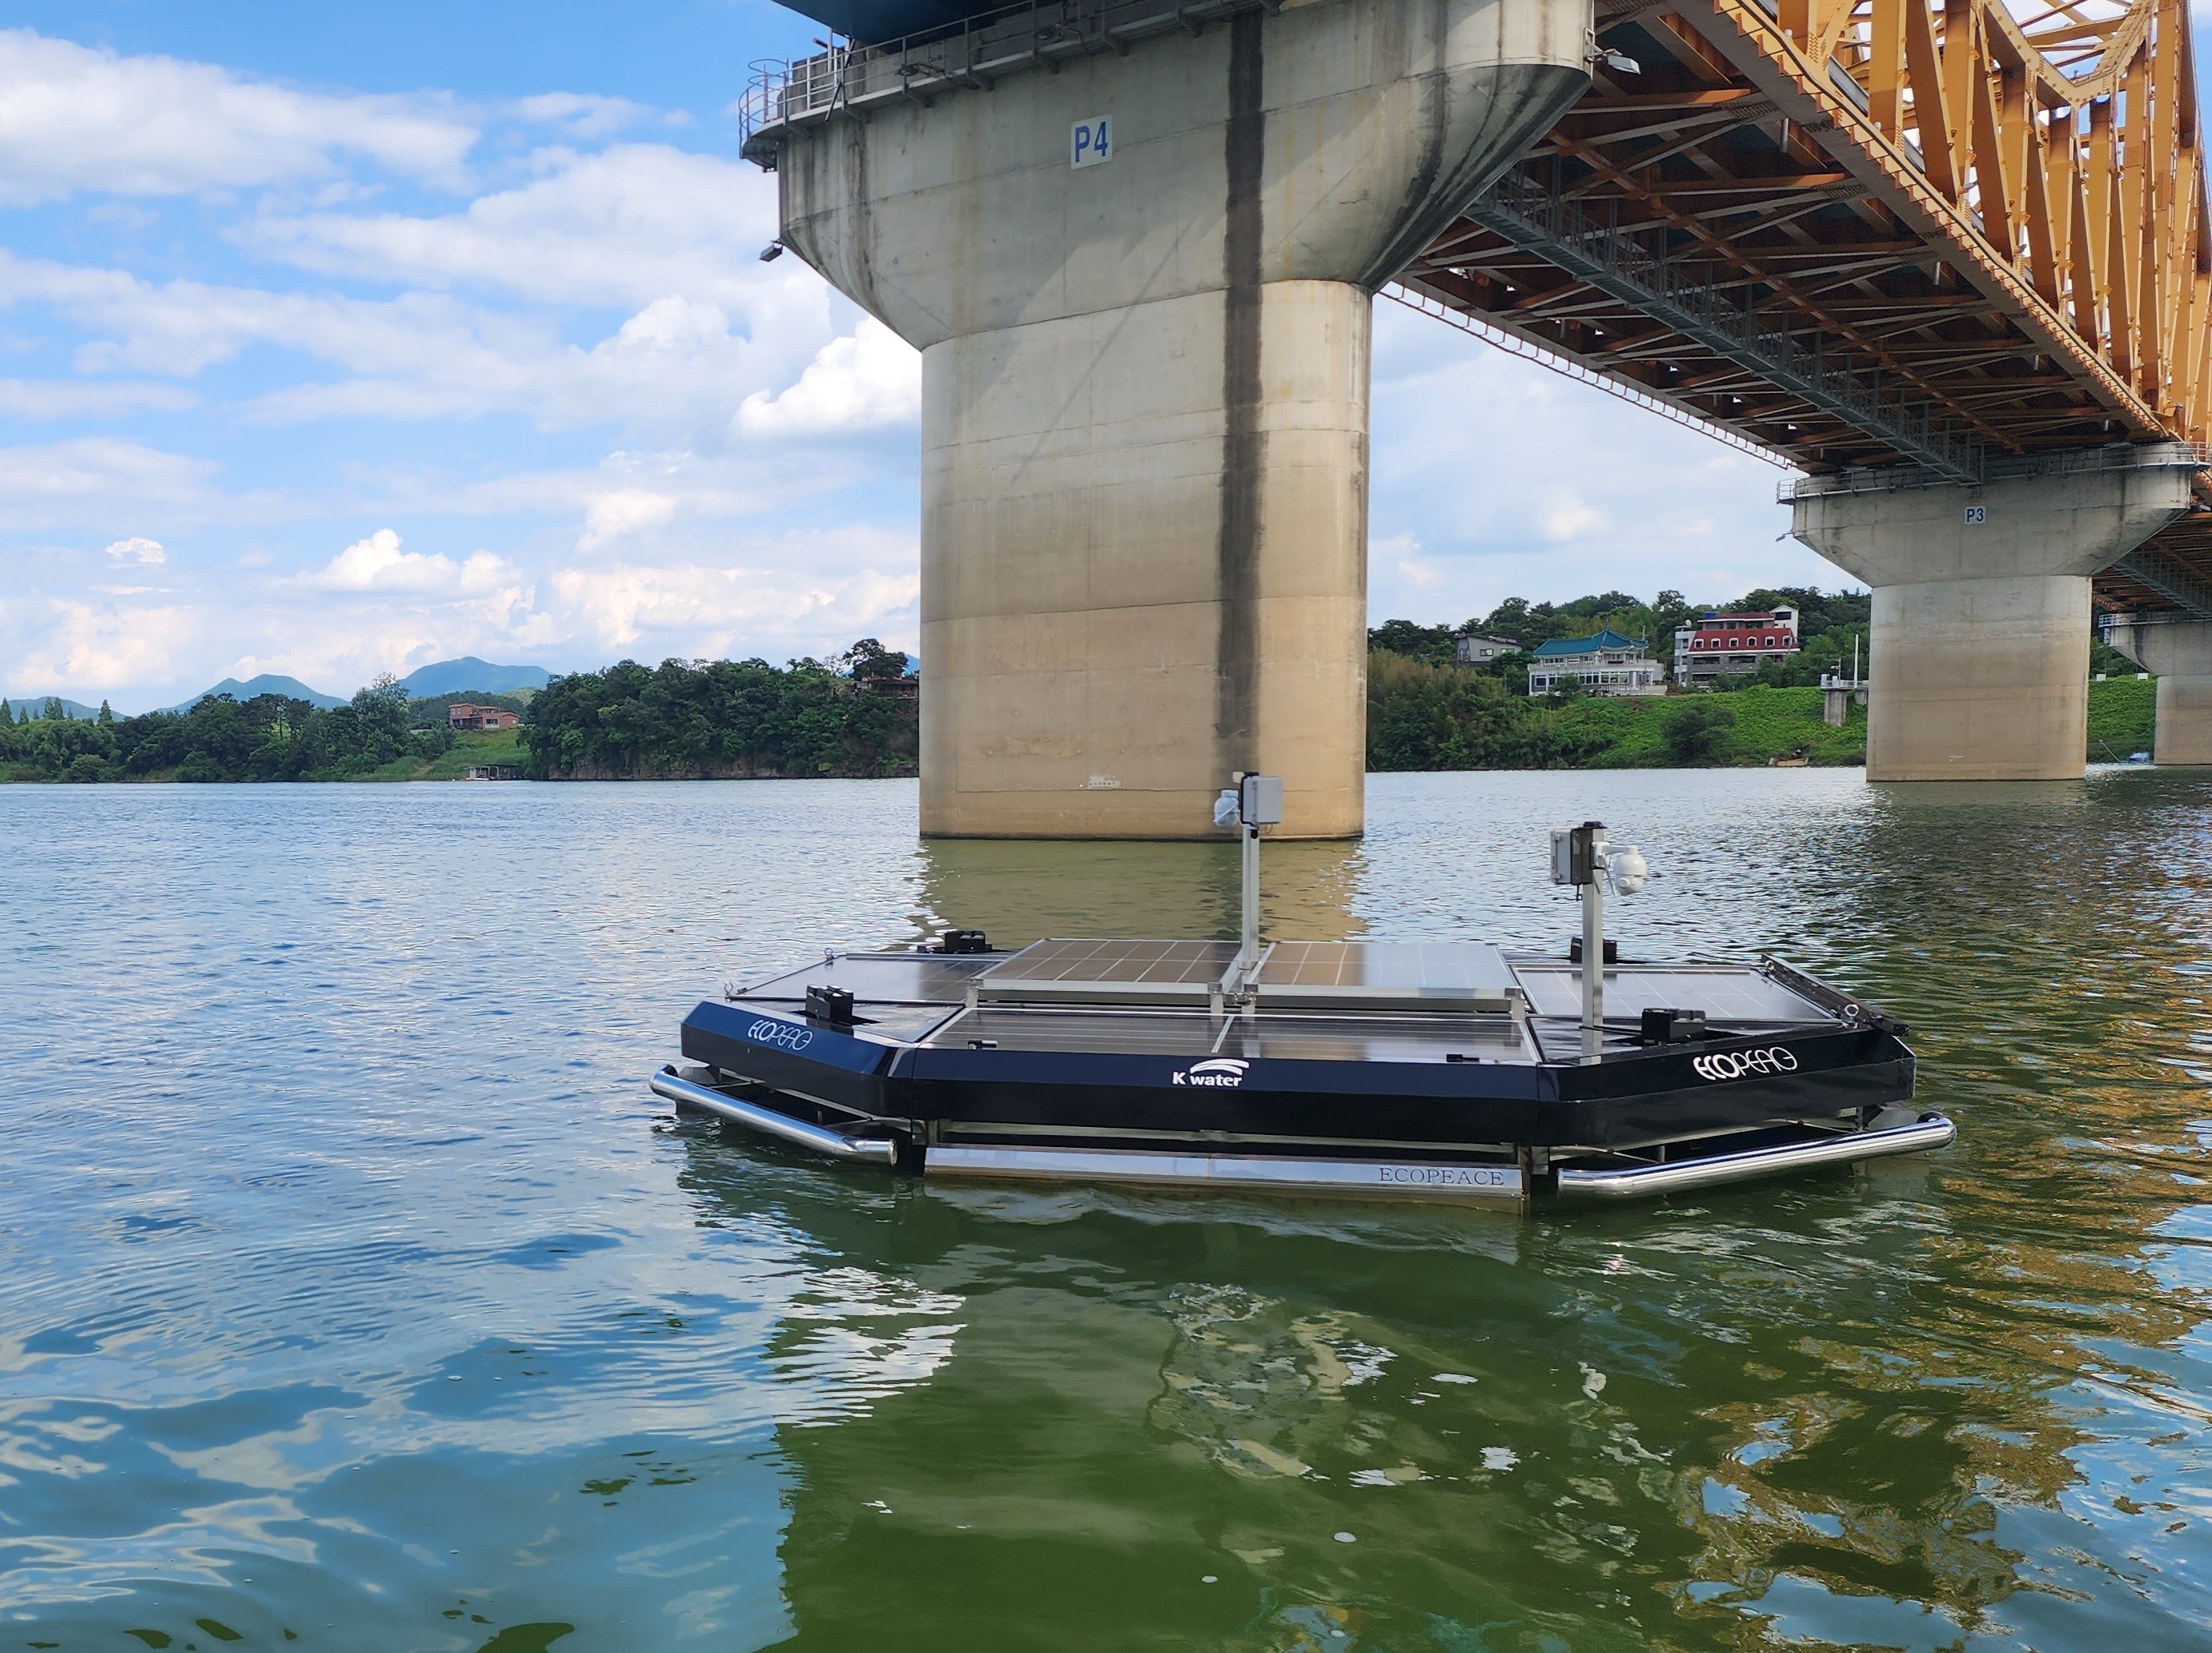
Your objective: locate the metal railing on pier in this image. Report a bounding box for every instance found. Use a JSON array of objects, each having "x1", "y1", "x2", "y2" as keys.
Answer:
[
  {"x1": 737, "y1": 0, "x2": 1279, "y2": 158},
  {"x1": 1779, "y1": 440, "x2": 2210, "y2": 502}
]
